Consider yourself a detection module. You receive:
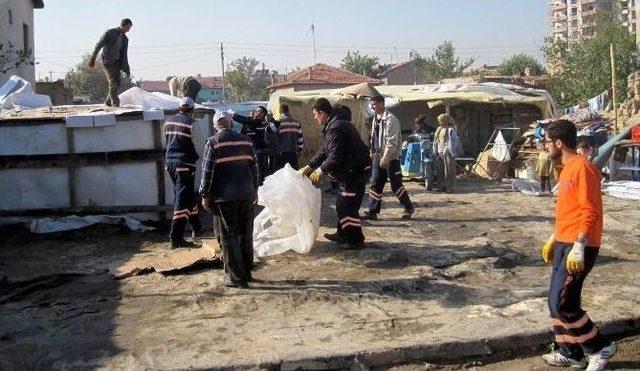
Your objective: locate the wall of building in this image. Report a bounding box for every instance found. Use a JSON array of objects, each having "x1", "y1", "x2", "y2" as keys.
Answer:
[
  {"x1": 0, "y1": 0, "x2": 37, "y2": 85},
  {"x1": 384, "y1": 63, "x2": 428, "y2": 85},
  {"x1": 196, "y1": 88, "x2": 223, "y2": 103}
]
